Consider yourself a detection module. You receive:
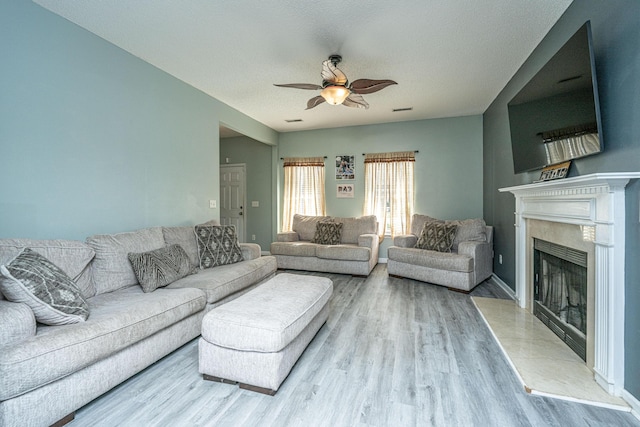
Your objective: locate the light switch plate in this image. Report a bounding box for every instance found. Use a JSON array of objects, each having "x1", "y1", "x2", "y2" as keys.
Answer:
[
  {"x1": 209, "y1": 200, "x2": 216, "y2": 209},
  {"x1": 251, "y1": 201, "x2": 259, "y2": 207}
]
